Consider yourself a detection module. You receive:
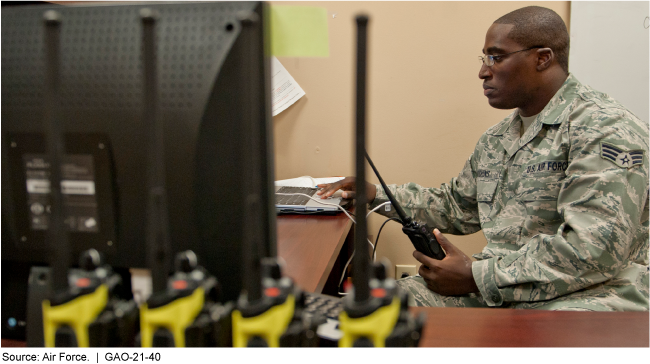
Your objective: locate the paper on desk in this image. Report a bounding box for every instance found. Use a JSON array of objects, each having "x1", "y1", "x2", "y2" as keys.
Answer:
[
  {"x1": 271, "y1": 56, "x2": 306, "y2": 116},
  {"x1": 275, "y1": 176, "x2": 344, "y2": 188}
]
